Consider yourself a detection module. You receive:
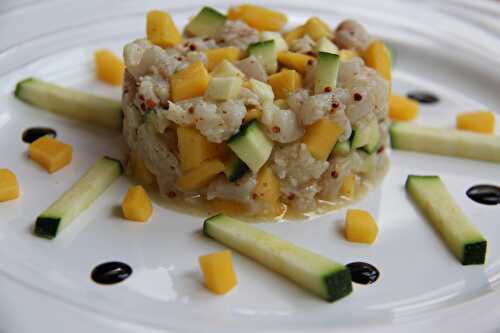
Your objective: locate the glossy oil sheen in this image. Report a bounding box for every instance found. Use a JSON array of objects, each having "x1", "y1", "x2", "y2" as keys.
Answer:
[{"x1": 466, "y1": 185, "x2": 500, "y2": 205}]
